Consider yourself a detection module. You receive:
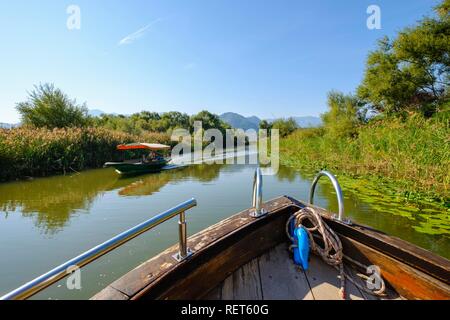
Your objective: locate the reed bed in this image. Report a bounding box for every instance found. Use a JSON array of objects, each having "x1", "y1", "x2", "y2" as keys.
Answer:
[
  {"x1": 0, "y1": 127, "x2": 171, "y2": 181},
  {"x1": 280, "y1": 115, "x2": 450, "y2": 203}
]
